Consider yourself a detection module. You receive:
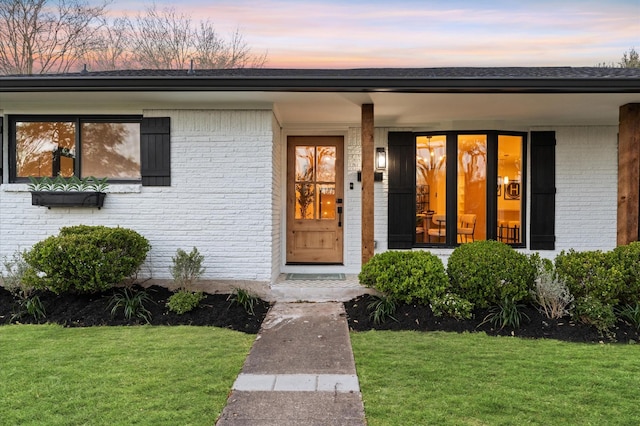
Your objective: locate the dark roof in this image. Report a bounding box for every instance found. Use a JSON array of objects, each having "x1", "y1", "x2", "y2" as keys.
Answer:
[{"x1": 2, "y1": 67, "x2": 640, "y2": 93}]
